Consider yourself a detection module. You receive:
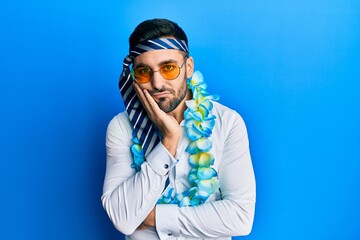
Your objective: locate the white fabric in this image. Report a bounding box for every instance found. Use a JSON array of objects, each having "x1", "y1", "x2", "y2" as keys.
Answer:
[{"x1": 101, "y1": 101, "x2": 256, "y2": 240}]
